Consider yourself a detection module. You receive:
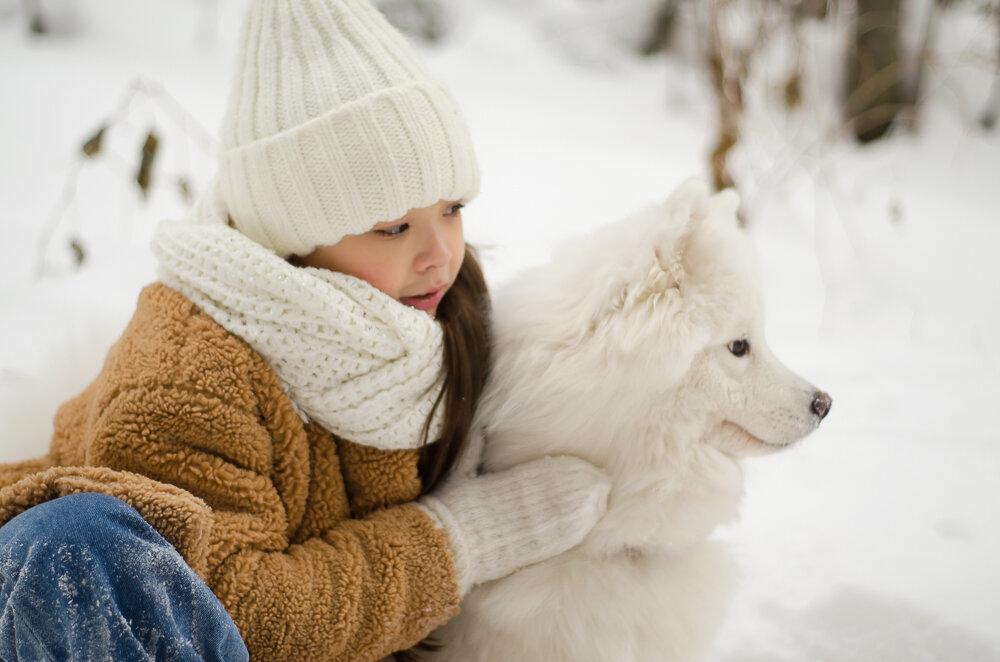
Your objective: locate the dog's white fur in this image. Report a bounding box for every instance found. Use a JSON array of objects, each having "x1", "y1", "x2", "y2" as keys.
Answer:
[{"x1": 428, "y1": 180, "x2": 829, "y2": 662}]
